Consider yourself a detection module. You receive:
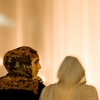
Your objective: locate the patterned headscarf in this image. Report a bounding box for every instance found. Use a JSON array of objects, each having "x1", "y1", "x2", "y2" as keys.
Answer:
[{"x1": 3, "y1": 46, "x2": 39, "y2": 78}]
